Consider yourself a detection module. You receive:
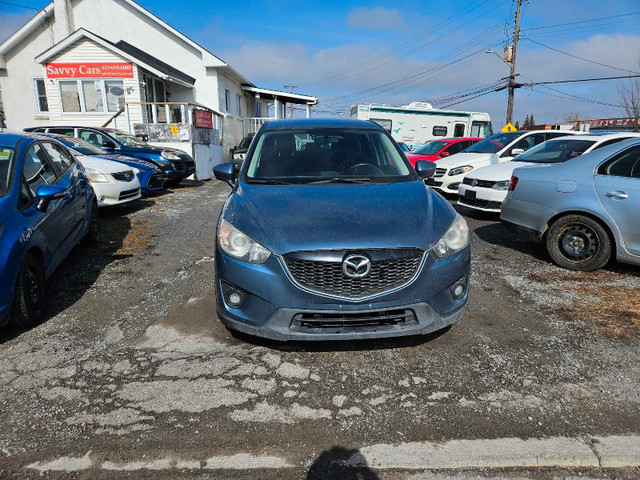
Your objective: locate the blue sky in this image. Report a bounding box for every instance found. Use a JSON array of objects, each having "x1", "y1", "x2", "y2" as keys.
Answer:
[{"x1": 2, "y1": 0, "x2": 640, "y2": 126}]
